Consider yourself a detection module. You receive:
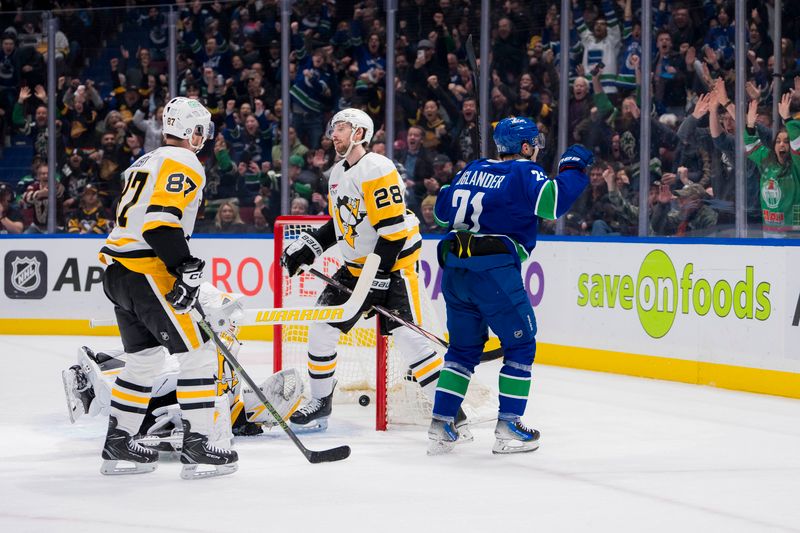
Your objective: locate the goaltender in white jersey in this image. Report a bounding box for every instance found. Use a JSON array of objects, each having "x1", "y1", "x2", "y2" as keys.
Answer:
[{"x1": 282, "y1": 108, "x2": 470, "y2": 435}]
